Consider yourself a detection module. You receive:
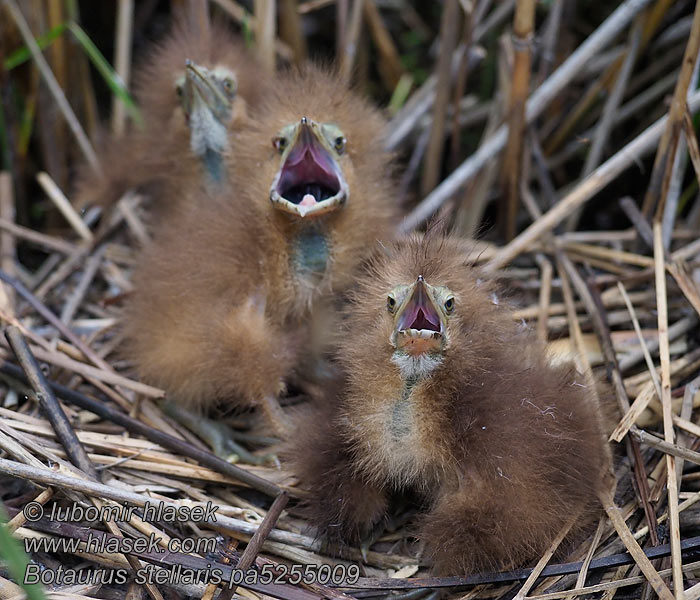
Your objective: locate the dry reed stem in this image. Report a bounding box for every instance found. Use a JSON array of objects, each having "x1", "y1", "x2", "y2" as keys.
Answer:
[
  {"x1": 255, "y1": 0, "x2": 277, "y2": 73},
  {"x1": 279, "y1": 0, "x2": 307, "y2": 63},
  {"x1": 641, "y1": 0, "x2": 700, "y2": 220},
  {"x1": 363, "y1": 0, "x2": 403, "y2": 90},
  {"x1": 653, "y1": 221, "x2": 684, "y2": 598},
  {"x1": 599, "y1": 488, "x2": 675, "y2": 600},
  {"x1": 565, "y1": 517, "x2": 605, "y2": 600},
  {"x1": 5, "y1": 326, "x2": 100, "y2": 481},
  {"x1": 512, "y1": 513, "x2": 577, "y2": 600},
  {"x1": 618, "y1": 282, "x2": 662, "y2": 397},
  {"x1": 421, "y1": 0, "x2": 460, "y2": 196},
  {"x1": 36, "y1": 172, "x2": 93, "y2": 242},
  {"x1": 501, "y1": 0, "x2": 536, "y2": 240},
  {"x1": 111, "y1": 0, "x2": 134, "y2": 136},
  {"x1": 0, "y1": 173, "x2": 16, "y2": 316},
  {"x1": 339, "y1": 0, "x2": 364, "y2": 83},
  {"x1": 534, "y1": 254, "x2": 552, "y2": 342}
]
